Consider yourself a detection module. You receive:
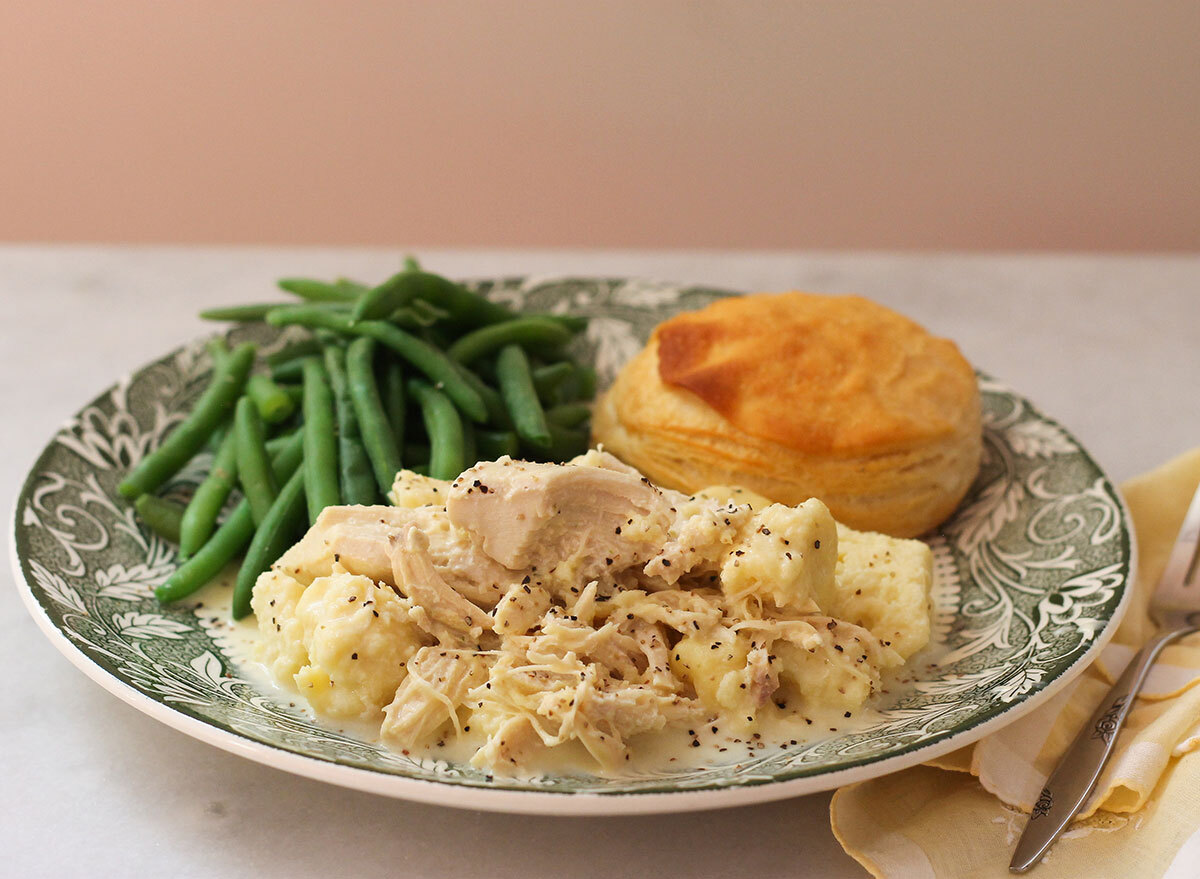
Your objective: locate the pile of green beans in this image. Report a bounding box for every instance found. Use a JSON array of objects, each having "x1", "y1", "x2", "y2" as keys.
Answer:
[{"x1": 123, "y1": 259, "x2": 594, "y2": 620}]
